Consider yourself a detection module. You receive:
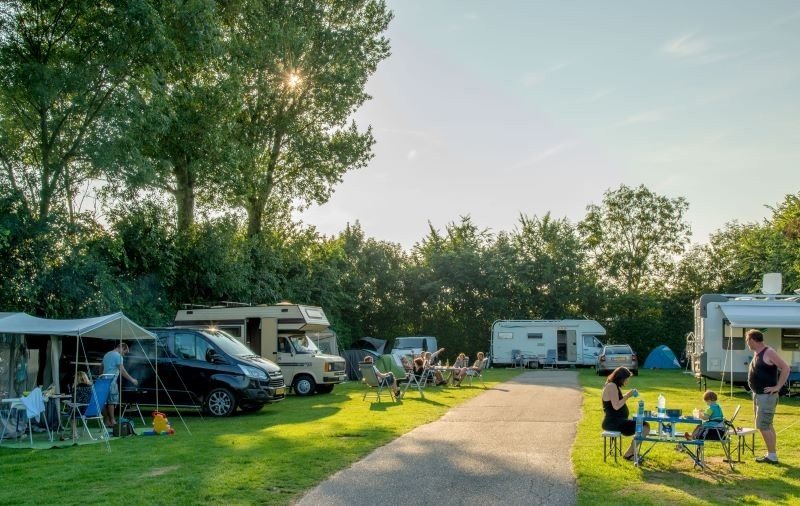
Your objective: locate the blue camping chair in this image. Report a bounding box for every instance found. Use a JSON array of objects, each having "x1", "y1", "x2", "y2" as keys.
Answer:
[
  {"x1": 66, "y1": 374, "x2": 114, "y2": 448},
  {"x1": 542, "y1": 349, "x2": 557, "y2": 369}
]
